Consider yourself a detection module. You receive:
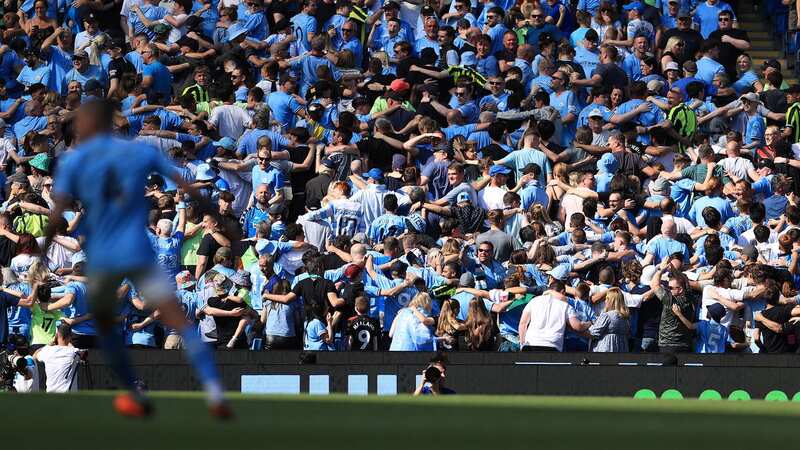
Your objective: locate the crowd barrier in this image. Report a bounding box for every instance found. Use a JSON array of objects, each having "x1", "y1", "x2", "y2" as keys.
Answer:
[{"x1": 68, "y1": 351, "x2": 800, "y2": 398}]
